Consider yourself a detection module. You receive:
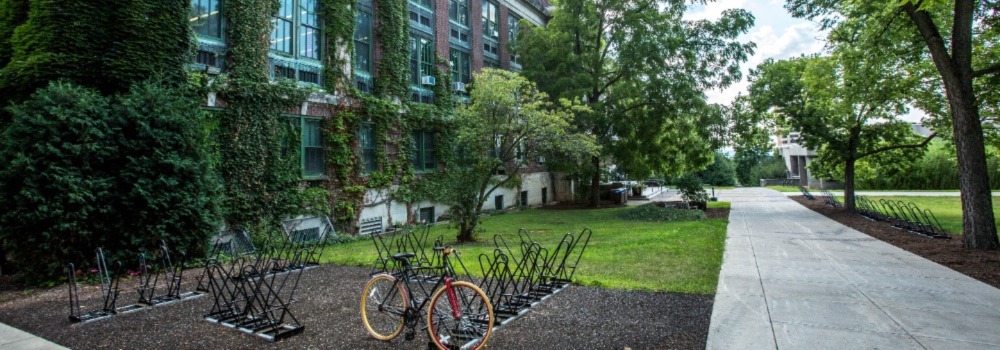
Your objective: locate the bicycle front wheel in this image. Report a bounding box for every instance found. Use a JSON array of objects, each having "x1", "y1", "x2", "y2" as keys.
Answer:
[
  {"x1": 426, "y1": 281, "x2": 495, "y2": 350},
  {"x1": 360, "y1": 274, "x2": 408, "y2": 340}
]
